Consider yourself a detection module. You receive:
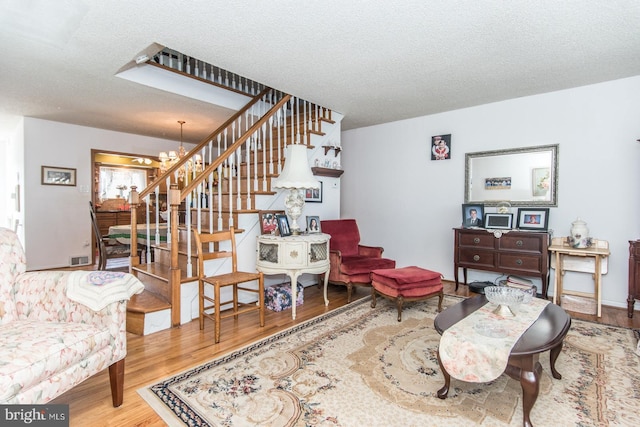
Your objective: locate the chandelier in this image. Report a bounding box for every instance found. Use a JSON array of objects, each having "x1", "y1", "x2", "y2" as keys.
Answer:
[{"x1": 159, "y1": 120, "x2": 202, "y2": 182}]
